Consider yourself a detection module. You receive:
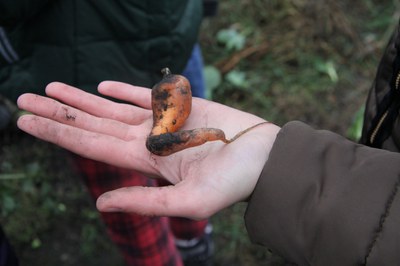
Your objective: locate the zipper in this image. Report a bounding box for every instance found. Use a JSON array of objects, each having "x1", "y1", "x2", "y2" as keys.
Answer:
[
  {"x1": 369, "y1": 71, "x2": 400, "y2": 144},
  {"x1": 396, "y1": 71, "x2": 400, "y2": 91},
  {"x1": 369, "y1": 110, "x2": 389, "y2": 144}
]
